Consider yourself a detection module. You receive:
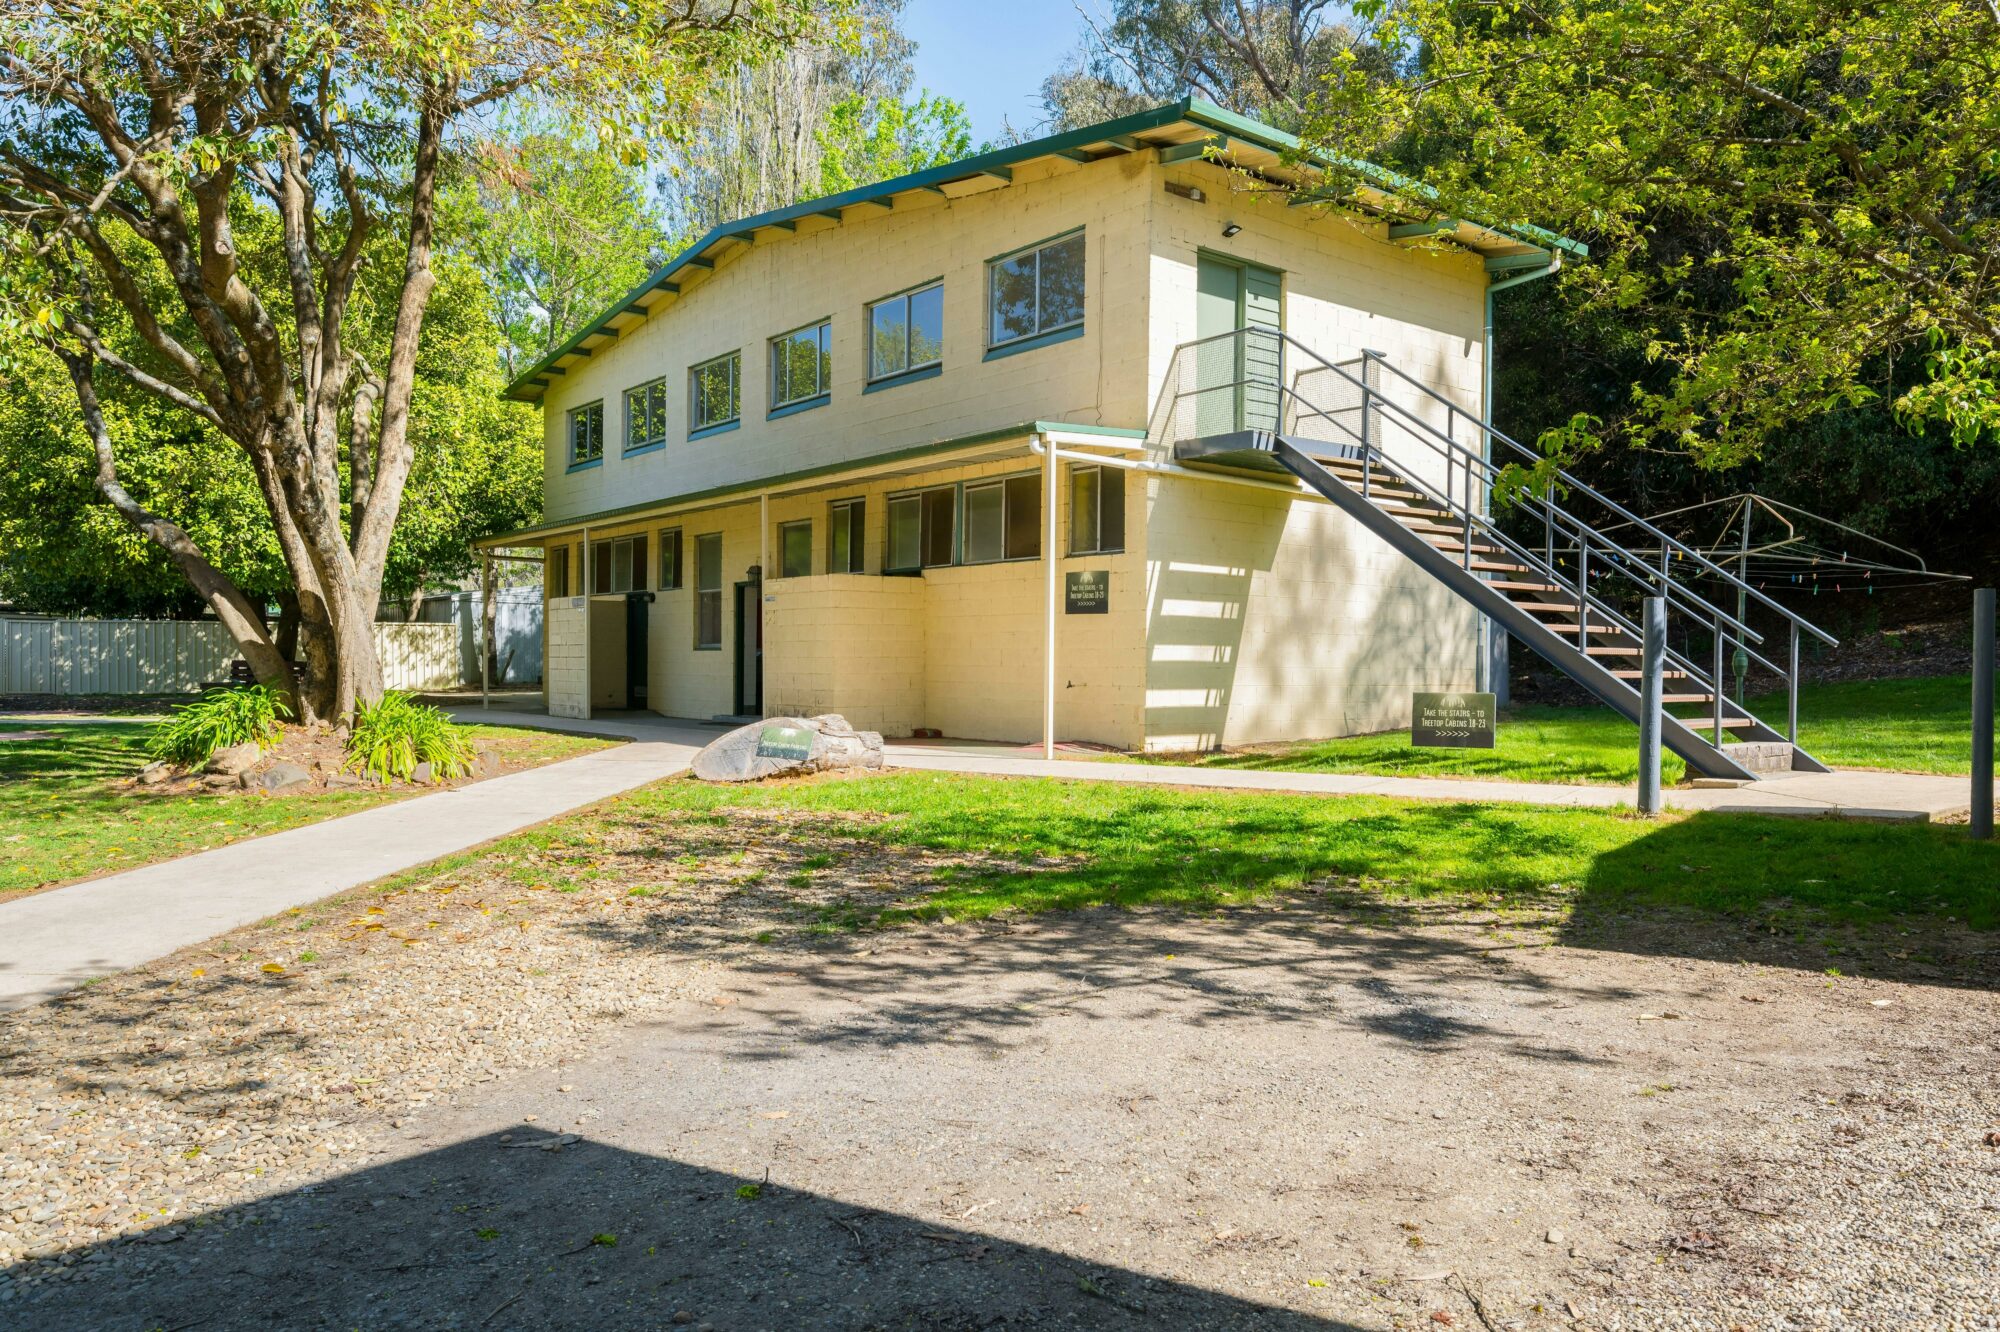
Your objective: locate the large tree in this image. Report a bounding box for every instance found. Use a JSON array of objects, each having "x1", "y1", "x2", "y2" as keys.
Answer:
[
  {"x1": 1297, "y1": 0, "x2": 2000, "y2": 467},
  {"x1": 0, "y1": 0, "x2": 839, "y2": 721}
]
